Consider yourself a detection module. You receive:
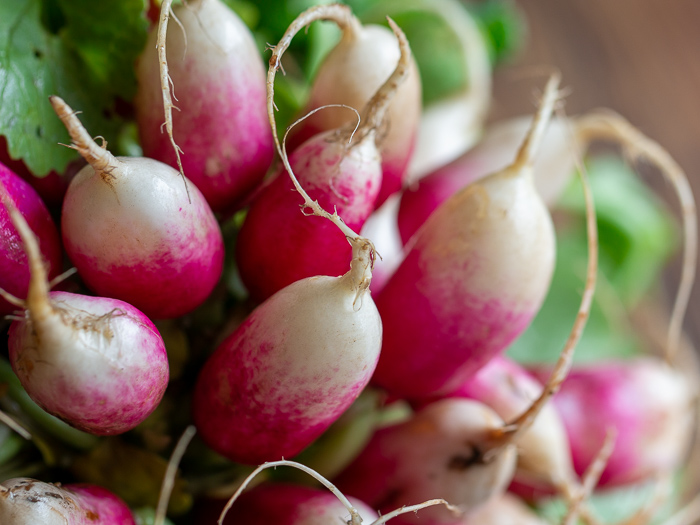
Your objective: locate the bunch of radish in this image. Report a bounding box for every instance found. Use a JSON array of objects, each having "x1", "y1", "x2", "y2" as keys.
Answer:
[{"x1": 0, "y1": 0, "x2": 697, "y2": 524}]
